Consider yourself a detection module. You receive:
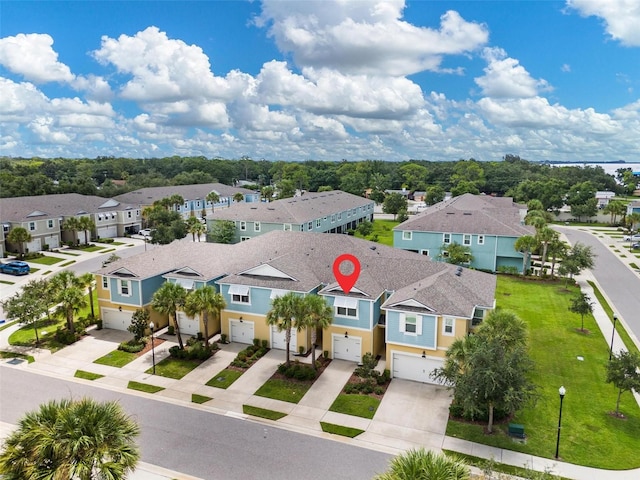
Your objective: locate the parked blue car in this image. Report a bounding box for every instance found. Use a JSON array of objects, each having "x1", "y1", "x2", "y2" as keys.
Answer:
[{"x1": 0, "y1": 261, "x2": 30, "y2": 276}]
